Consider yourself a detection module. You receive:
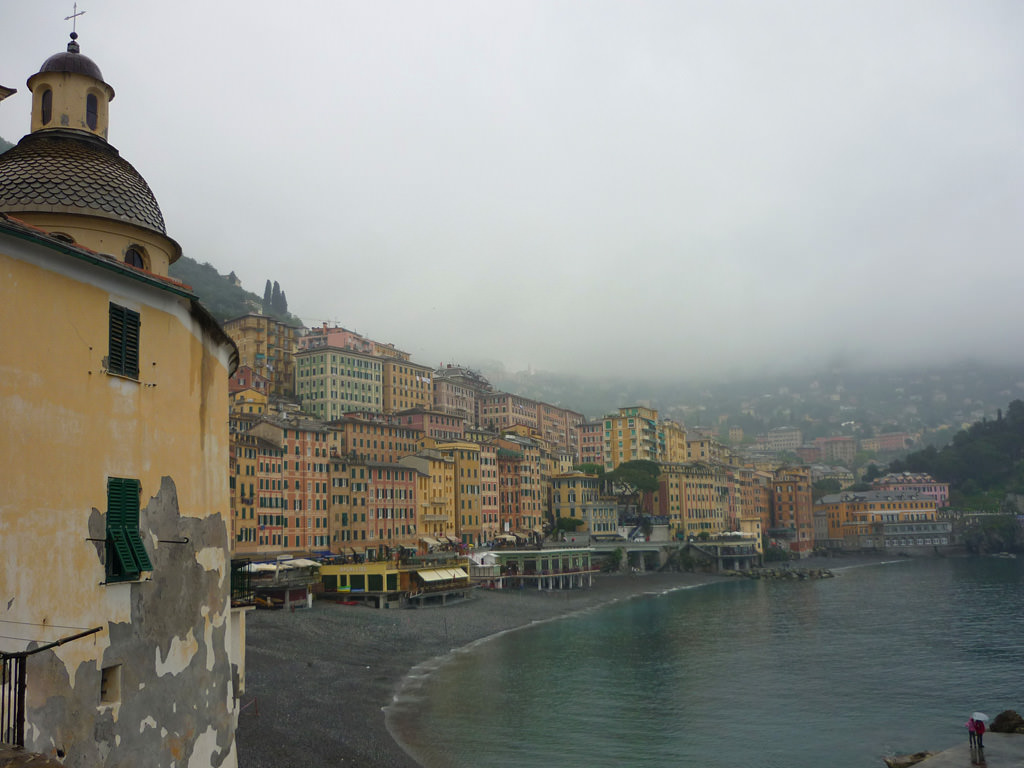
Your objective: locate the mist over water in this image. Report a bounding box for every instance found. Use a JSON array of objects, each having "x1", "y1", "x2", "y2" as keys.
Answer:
[{"x1": 388, "y1": 558, "x2": 1024, "y2": 768}]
